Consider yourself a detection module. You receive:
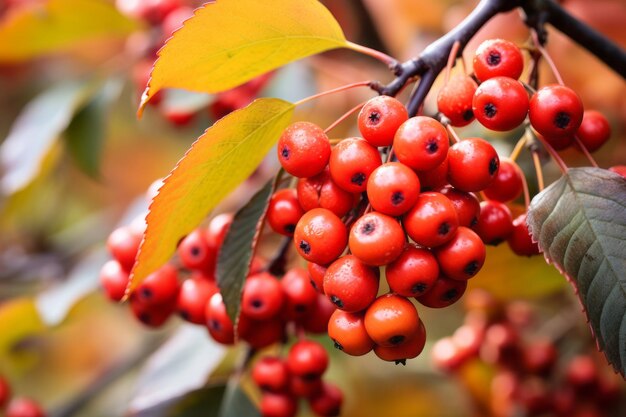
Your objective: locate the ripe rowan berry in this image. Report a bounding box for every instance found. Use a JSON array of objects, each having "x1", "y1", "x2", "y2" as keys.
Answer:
[
  {"x1": 366, "y1": 162, "x2": 420, "y2": 216},
  {"x1": 438, "y1": 186, "x2": 480, "y2": 227},
  {"x1": 393, "y1": 116, "x2": 449, "y2": 171},
  {"x1": 473, "y1": 200, "x2": 514, "y2": 245},
  {"x1": 373, "y1": 320, "x2": 426, "y2": 364},
  {"x1": 297, "y1": 168, "x2": 356, "y2": 218},
  {"x1": 385, "y1": 244, "x2": 439, "y2": 297},
  {"x1": 529, "y1": 85, "x2": 584, "y2": 138},
  {"x1": 364, "y1": 294, "x2": 420, "y2": 347},
  {"x1": 240, "y1": 316, "x2": 286, "y2": 349},
  {"x1": 177, "y1": 229, "x2": 215, "y2": 272},
  {"x1": 287, "y1": 340, "x2": 329, "y2": 379},
  {"x1": 473, "y1": 76, "x2": 529, "y2": 131},
  {"x1": 281, "y1": 267, "x2": 318, "y2": 320},
  {"x1": 6, "y1": 398, "x2": 45, "y2": 417},
  {"x1": 135, "y1": 264, "x2": 180, "y2": 306},
  {"x1": 267, "y1": 189, "x2": 304, "y2": 237},
  {"x1": 327, "y1": 309, "x2": 374, "y2": 356},
  {"x1": 348, "y1": 212, "x2": 405, "y2": 266},
  {"x1": 483, "y1": 159, "x2": 523, "y2": 202},
  {"x1": 417, "y1": 156, "x2": 449, "y2": 190},
  {"x1": 205, "y1": 292, "x2": 235, "y2": 344},
  {"x1": 176, "y1": 276, "x2": 218, "y2": 324},
  {"x1": 565, "y1": 355, "x2": 598, "y2": 390},
  {"x1": 260, "y1": 392, "x2": 298, "y2": 417},
  {"x1": 358, "y1": 95, "x2": 408, "y2": 147},
  {"x1": 293, "y1": 208, "x2": 347, "y2": 265},
  {"x1": 329, "y1": 137, "x2": 382, "y2": 193},
  {"x1": 241, "y1": 272, "x2": 284, "y2": 320},
  {"x1": 451, "y1": 323, "x2": 485, "y2": 359},
  {"x1": 437, "y1": 74, "x2": 478, "y2": 126},
  {"x1": 107, "y1": 226, "x2": 142, "y2": 272},
  {"x1": 403, "y1": 191, "x2": 459, "y2": 247},
  {"x1": 416, "y1": 275, "x2": 467, "y2": 308},
  {"x1": 290, "y1": 375, "x2": 323, "y2": 398},
  {"x1": 480, "y1": 323, "x2": 520, "y2": 367},
  {"x1": 523, "y1": 340, "x2": 557, "y2": 376},
  {"x1": 252, "y1": 356, "x2": 290, "y2": 392},
  {"x1": 129, "y1": 292, "x2": 176, "y2": 327},
  {"x1": 431, "y1": 337, "x2": 465, "y2": 372},
  {"x1": 301, "y1": 294, "x2": 335, "y2": 334},
  {"x1": 205, "y1": 213, "x2": 233, "y2": 252},
  {"x1": 323, "y1": 255, "x2": 379, "y2": 312},
  {"x1": 99, "y1": 260, "x2": 129, "y2": 302},
  {"x1": 308, "y1": 382, "x2": 343, "y2": 417},
  {"x1": 307, "y1": 262, "x2": 327, "y2": 293},
  {"x1": 435, "y1": 227, "x2": 486, "y2": 280},
  {"x1": 0, "y1": 376, "x2": 10, "y2": 408},
  {"x1": 448, "y1": 138, "x2": 499, "y2": 192},
  {"x1": 576, "y1": 110, "x2": 611, "y2": 152},
  {"x1": 277, "y1": 122, "x2": 330, "y2": 178},
  {"x1": 473, "y1": 39, "x2": 524, "y2": 81},
  {"x1": 507, "y1": 213, "x2": 540, "y2": 256}
]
